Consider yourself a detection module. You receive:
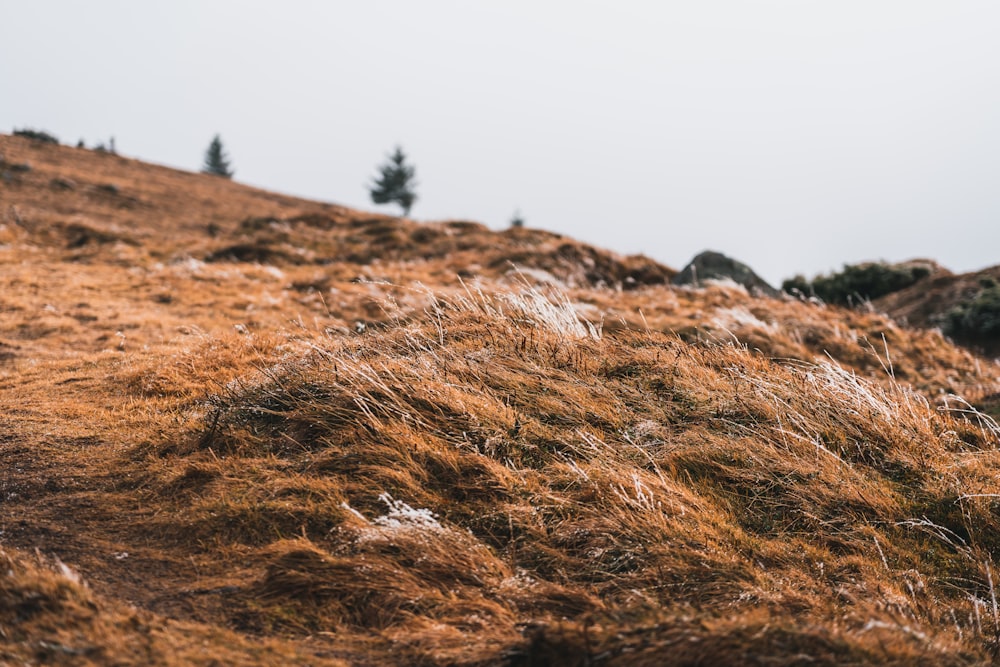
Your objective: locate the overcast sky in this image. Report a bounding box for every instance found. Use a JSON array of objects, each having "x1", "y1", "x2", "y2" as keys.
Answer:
[{"x1": 3, "y1": 1, "x2": 999, "y2": 285}]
